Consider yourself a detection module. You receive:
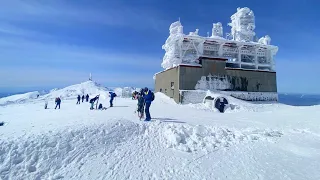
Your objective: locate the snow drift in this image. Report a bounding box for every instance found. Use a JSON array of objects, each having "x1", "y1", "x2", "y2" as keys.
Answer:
[{"x1": 0, "y1": 91, "x2": 40, "y2": 106}]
